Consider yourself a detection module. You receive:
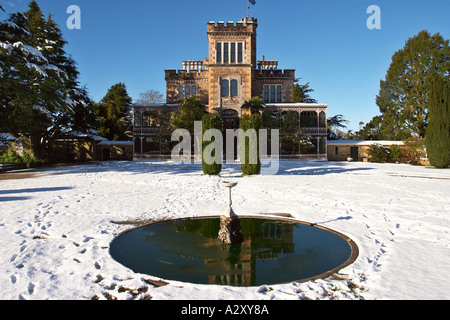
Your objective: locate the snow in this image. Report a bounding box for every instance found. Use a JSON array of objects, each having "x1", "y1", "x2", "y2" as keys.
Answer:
[
  {"x1": 0, "y1": 160, "x2": 449, "y2": 300},
  {"x1": 328, "y1": 140, "x2": 405, "y2": 146}
]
